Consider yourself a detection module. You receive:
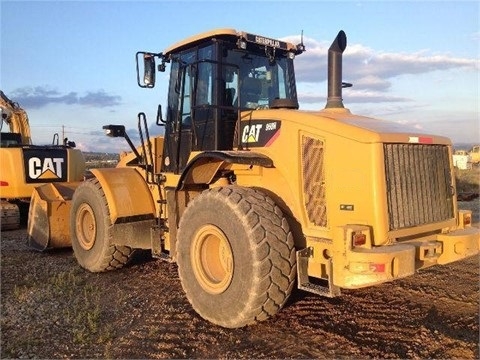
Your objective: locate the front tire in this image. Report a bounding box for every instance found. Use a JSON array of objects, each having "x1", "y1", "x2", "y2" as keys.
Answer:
[
  {"x1": 176, "y1": 186, "x2": 296, "y2": 328},
  {"x1": 70, "y1": 179, "x2": 134, "y2": 272}
]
